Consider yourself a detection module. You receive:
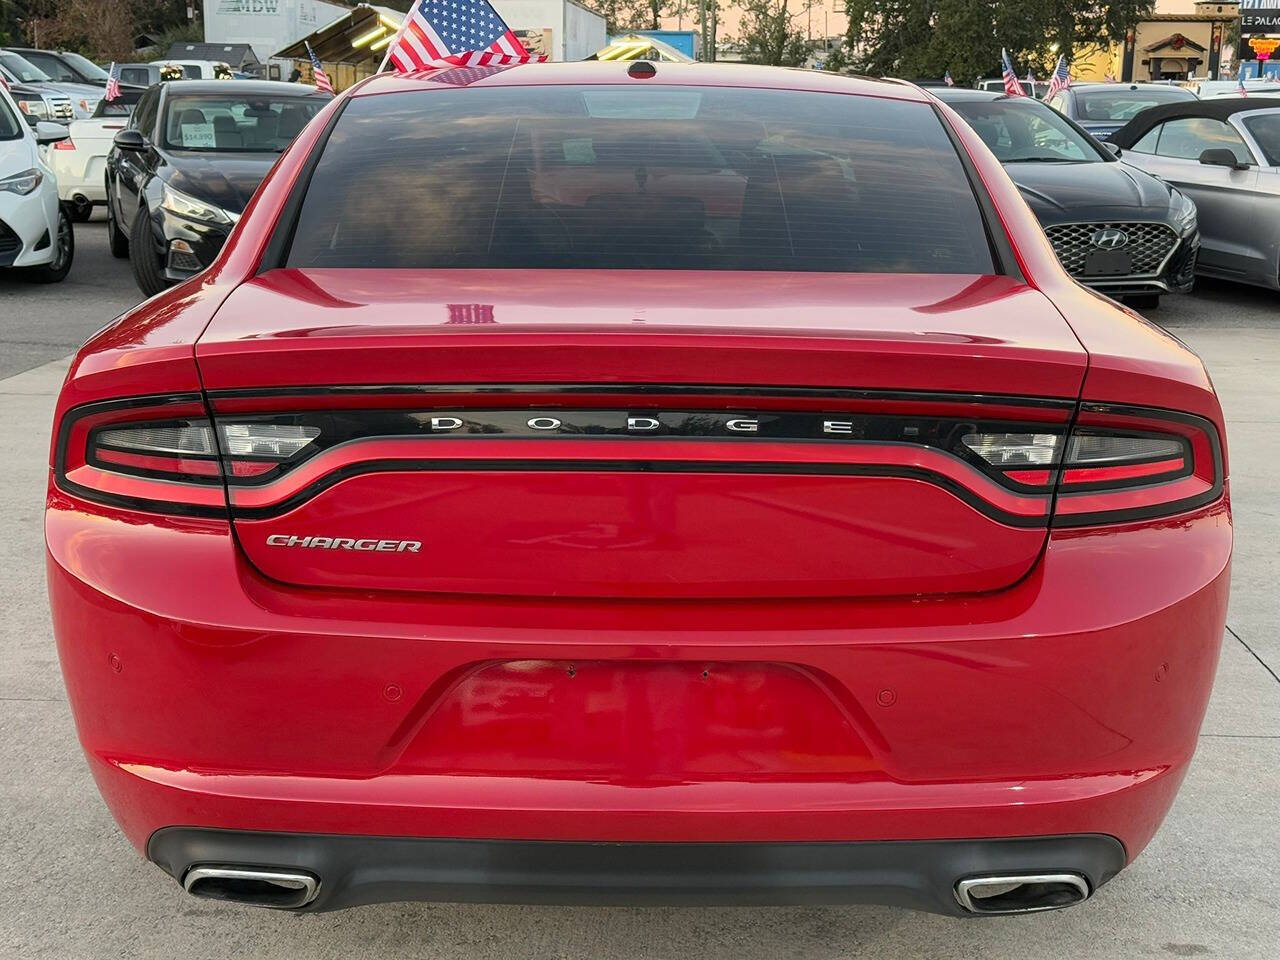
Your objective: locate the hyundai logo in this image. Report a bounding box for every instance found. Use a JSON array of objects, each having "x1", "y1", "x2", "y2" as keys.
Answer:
[{"x1": 1090, "y1": 228, "x2": 1130, "y2": 250}]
